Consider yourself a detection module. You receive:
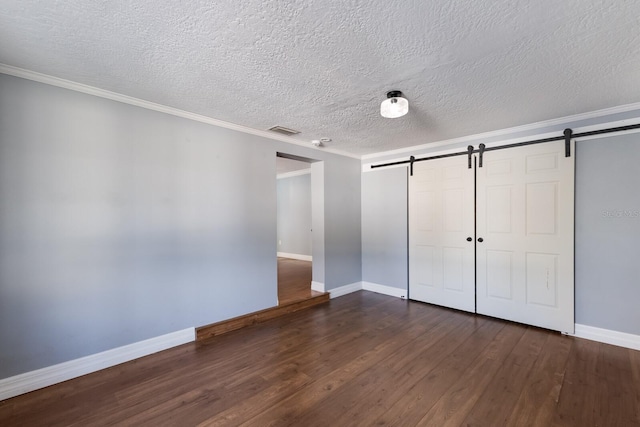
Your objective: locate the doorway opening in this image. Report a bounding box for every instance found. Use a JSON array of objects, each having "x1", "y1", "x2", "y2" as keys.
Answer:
[{"x1": 276, "y1": 153, "x2": 325, "y2": 305}]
